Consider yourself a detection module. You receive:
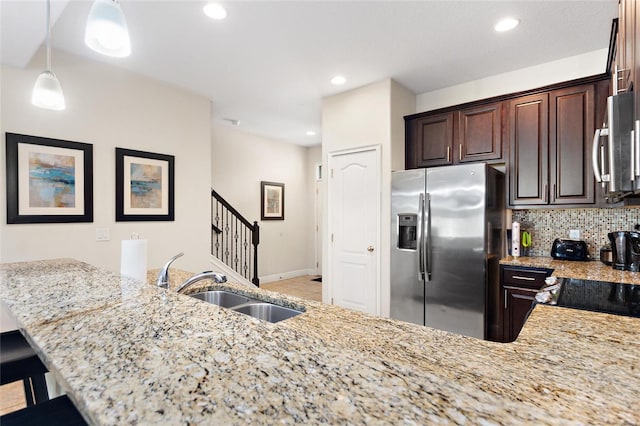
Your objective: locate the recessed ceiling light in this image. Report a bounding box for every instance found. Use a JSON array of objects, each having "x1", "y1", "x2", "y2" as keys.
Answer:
[
  {"x1": 494, "y1": 18, "x2": 519, "y2": 32},
  {"x1": 331, "y1": 75, "x2": 346, "y2": 85},
  {"x1": 306, "y1": 130, "x2": 317, "y2": 136},
  {"x1": 204, "y1": 3, "x2": 227, "y2": 20}
]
